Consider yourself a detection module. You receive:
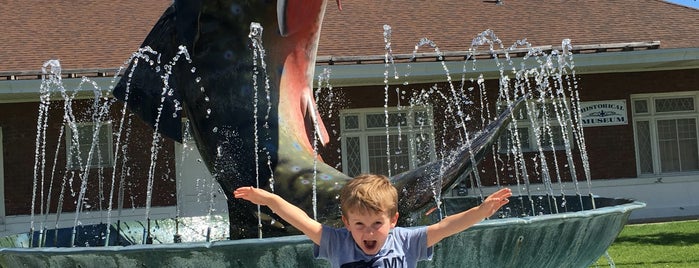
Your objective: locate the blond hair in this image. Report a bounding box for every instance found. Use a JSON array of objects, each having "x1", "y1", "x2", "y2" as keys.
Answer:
[{"x1": 339, "y1": 174, "x2": 398, "y2": 217}]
